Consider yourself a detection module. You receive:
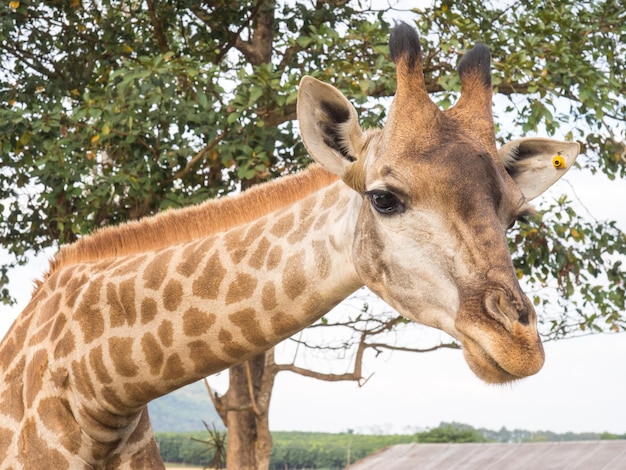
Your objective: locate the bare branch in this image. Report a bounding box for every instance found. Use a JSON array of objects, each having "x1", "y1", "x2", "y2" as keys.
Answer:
[
  {"x1": 244, "y1": 361, "x2": 262, "y2": 417},
  {"x1": 366, "y1": 342, "x2": 461, "y2": 354},
  {"x1": 275, "y1": 363, "x2": 365, "y2": 382},
  {"x1": 204, "y1": 377, "x2": 227, "y2": 422},
  {"x1": 146, "y1": 0, "x2": 171, "y2": 53}
]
